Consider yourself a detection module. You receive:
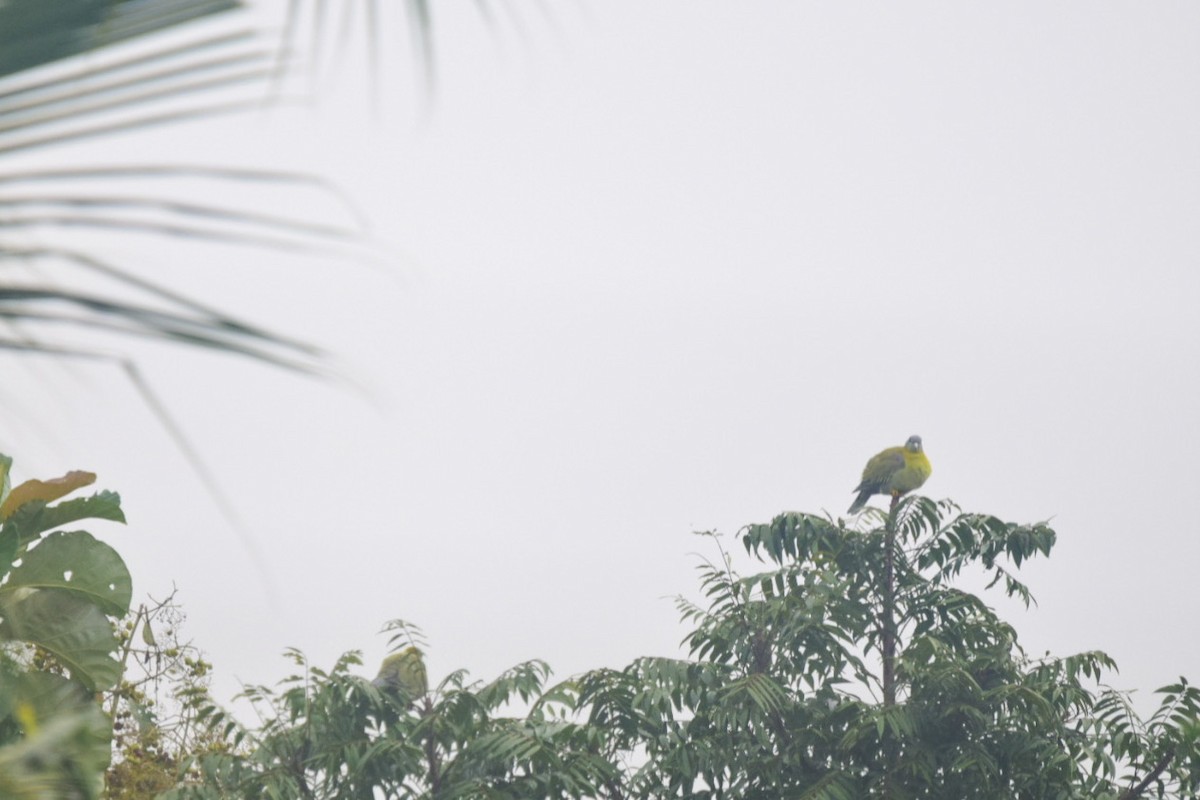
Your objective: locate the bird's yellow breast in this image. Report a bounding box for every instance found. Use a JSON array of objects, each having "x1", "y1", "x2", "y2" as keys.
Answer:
[{"x1": 891, "y1": 450, "x2": 931, "y2": 493}]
